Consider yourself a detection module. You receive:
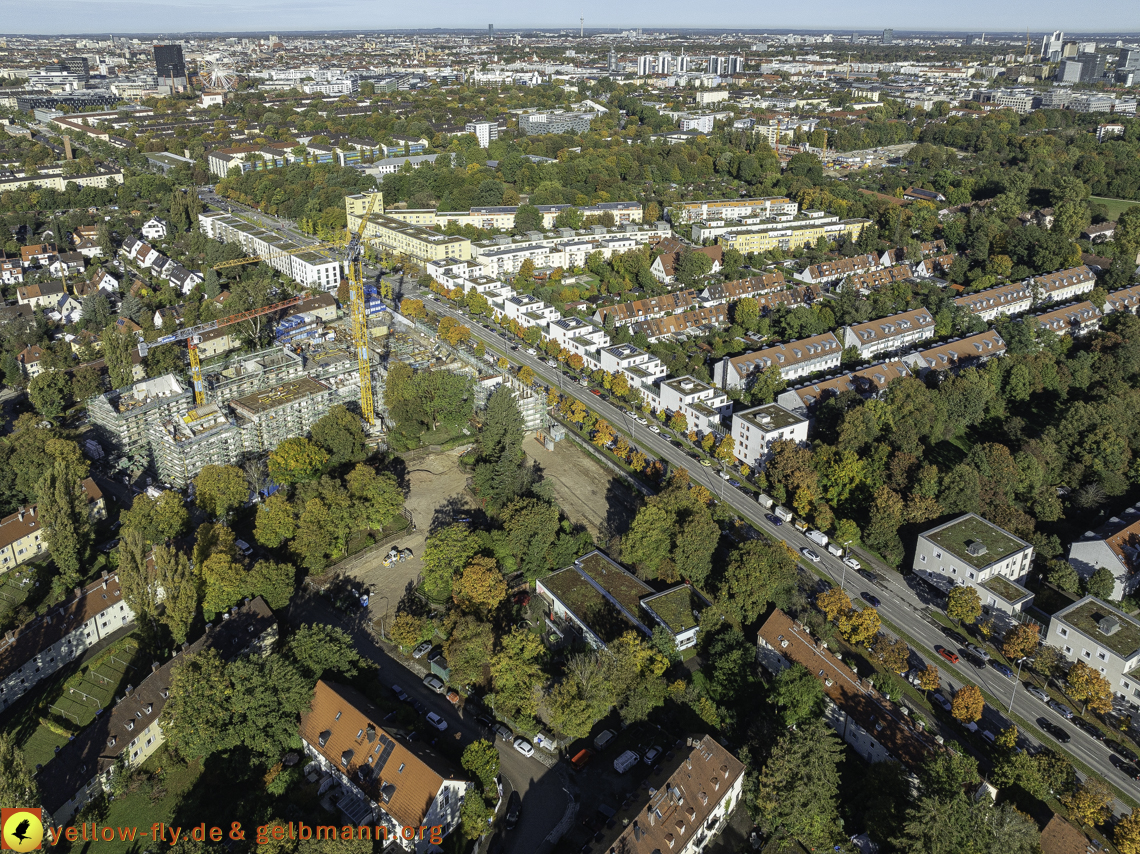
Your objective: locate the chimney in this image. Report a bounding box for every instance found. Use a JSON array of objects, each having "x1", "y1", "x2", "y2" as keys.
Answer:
[{"x1": 151, "y1": 661, "x2": 160, "y2": 672}]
